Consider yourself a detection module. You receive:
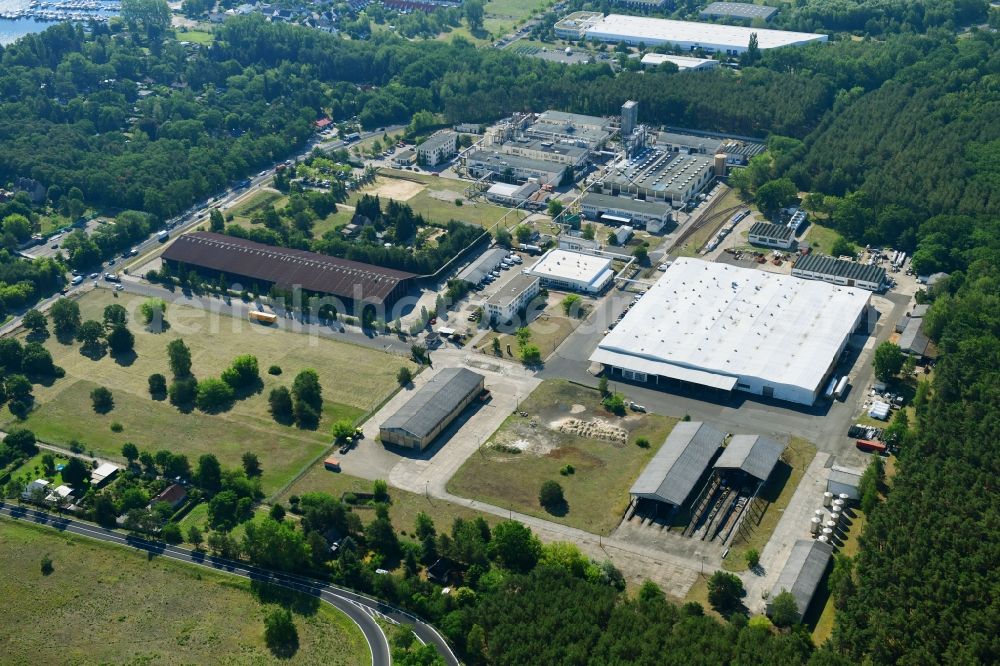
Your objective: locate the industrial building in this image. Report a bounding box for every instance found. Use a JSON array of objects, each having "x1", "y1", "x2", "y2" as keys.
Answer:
[
  {"x1": 485, "y1": 181, "x2": 544, "y2": 208},
  {"x1": 827, "y1": 464, "x2": 864, "y2": 500},
  {"x1": 699, "y1": 2, "x2": 777, "y2": 21},
  {"x1": 792, "y1": 254, "x2": 887, "y2": 292},
  {"x1": 641, "y1": 53, "x2": 720, "y2": 70},
  {"x1": 590, "y1": 258, "x2": 871, "y2": 405},
  {"x1": 630, "y1": 421, "x2": 725, "y2": 508},
  {"x1": 599, "y1": 148, "x2": 717, "y2": 205},
  {"x1": 484, "y1": 272, "x2": 541, "y2": 323},
  {"x1": 416, "y1": 131, "x2": 458, "y2": 166},
  {"x1": 580, "y1": 192, "x2": 674, "y2": 233},
  {"x1": 392, "y1": 149, "x2": 416, "y2": 167},
  {"x1": 767, "y1": 539, "x2": 834, "y2": 619},
  {"x1": 713, "y1": 435, "x2": 785, "y2": 482},
  {"x1": 456, "y1": 247, "x2": 508, "y2": 285},
  {"x1": 555, "y1": 13, "x2": 827, "y2": 54},
  {"x1": 621, "y1": 100, "x2": 639, "y2": 136},
  {"x1": 379, "y1": 367, "x2": 485, "y2": 450},
  {"x1": 748, "y1": 221, "x2": 797, "y2": 250},
  {"x1": 898, "y1": 315, "x2": 931, "y2": 358},
  {"x1": 527, "y1": 248, "x2": 614, "y2": 293},
  {"x1": 162, "y1": 232, "x2": 414, "y2": 308},
  {"x1": 498, "y1": 136, "x2": 589, "y2": 167},
  {"x1": 466, "y1": 150, "x2": 567, "y2": 186},
  {"x1": 523, "y1": 110, "x2": 613, "y2": 150},
  {"x1": 612, "y1": 0, "x2": 669, "y2": 11}
]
